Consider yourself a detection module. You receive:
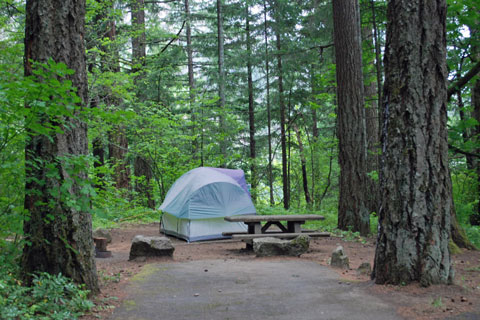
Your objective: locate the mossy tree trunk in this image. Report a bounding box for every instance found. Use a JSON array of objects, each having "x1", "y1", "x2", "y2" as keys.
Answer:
[
  {"x1": 23, "y1": 0, "x2": 99, "y2": 293},
  {"x1": 373, "y1": 0, "x2": 453, "y2": 286}
]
